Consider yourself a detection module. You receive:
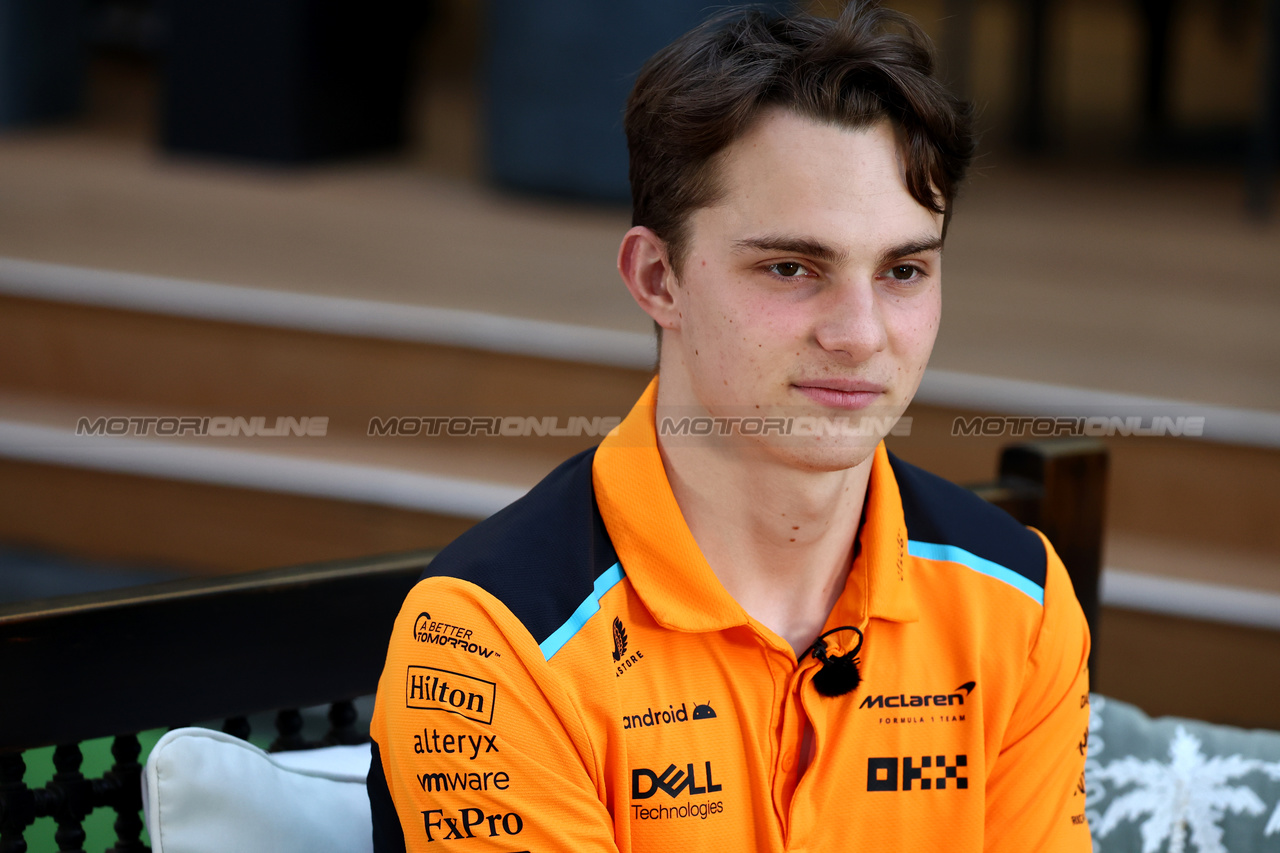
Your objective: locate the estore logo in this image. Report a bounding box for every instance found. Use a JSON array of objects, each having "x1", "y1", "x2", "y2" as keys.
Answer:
[
  {"x1": 612, "y1": 616, "x2": 644, "y2": 677},
  {"x1": 611, "y1": 616, "x2": 628, "y2": 661}
]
